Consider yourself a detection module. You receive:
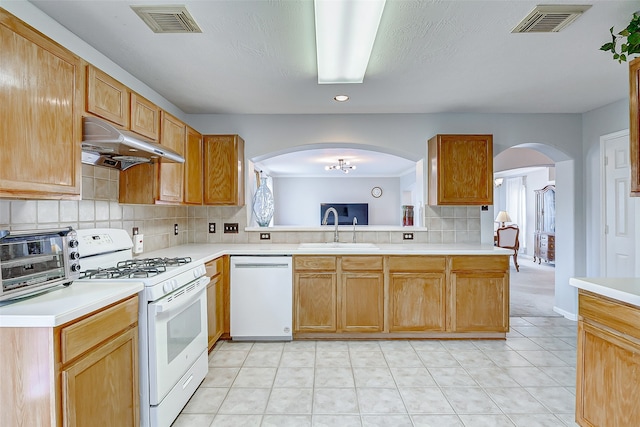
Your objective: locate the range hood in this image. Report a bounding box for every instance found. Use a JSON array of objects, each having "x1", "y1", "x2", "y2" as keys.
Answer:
[{"x1": 81, "y1": 116, "x2": 185, "y2": 170}]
